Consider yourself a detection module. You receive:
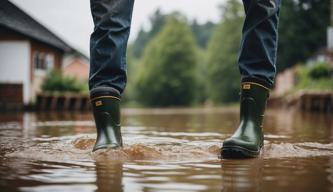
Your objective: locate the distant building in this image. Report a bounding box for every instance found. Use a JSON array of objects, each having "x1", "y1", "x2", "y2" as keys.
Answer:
[
  {"x1": 306, "y1": 48, "x2": 333, "y2": 66},
  {"x1": 63, "y1": 54, "x2": 89, "y2": 81},
  {"x1": 0, "y1": 1, "x2": 88, "y2": 108}
]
